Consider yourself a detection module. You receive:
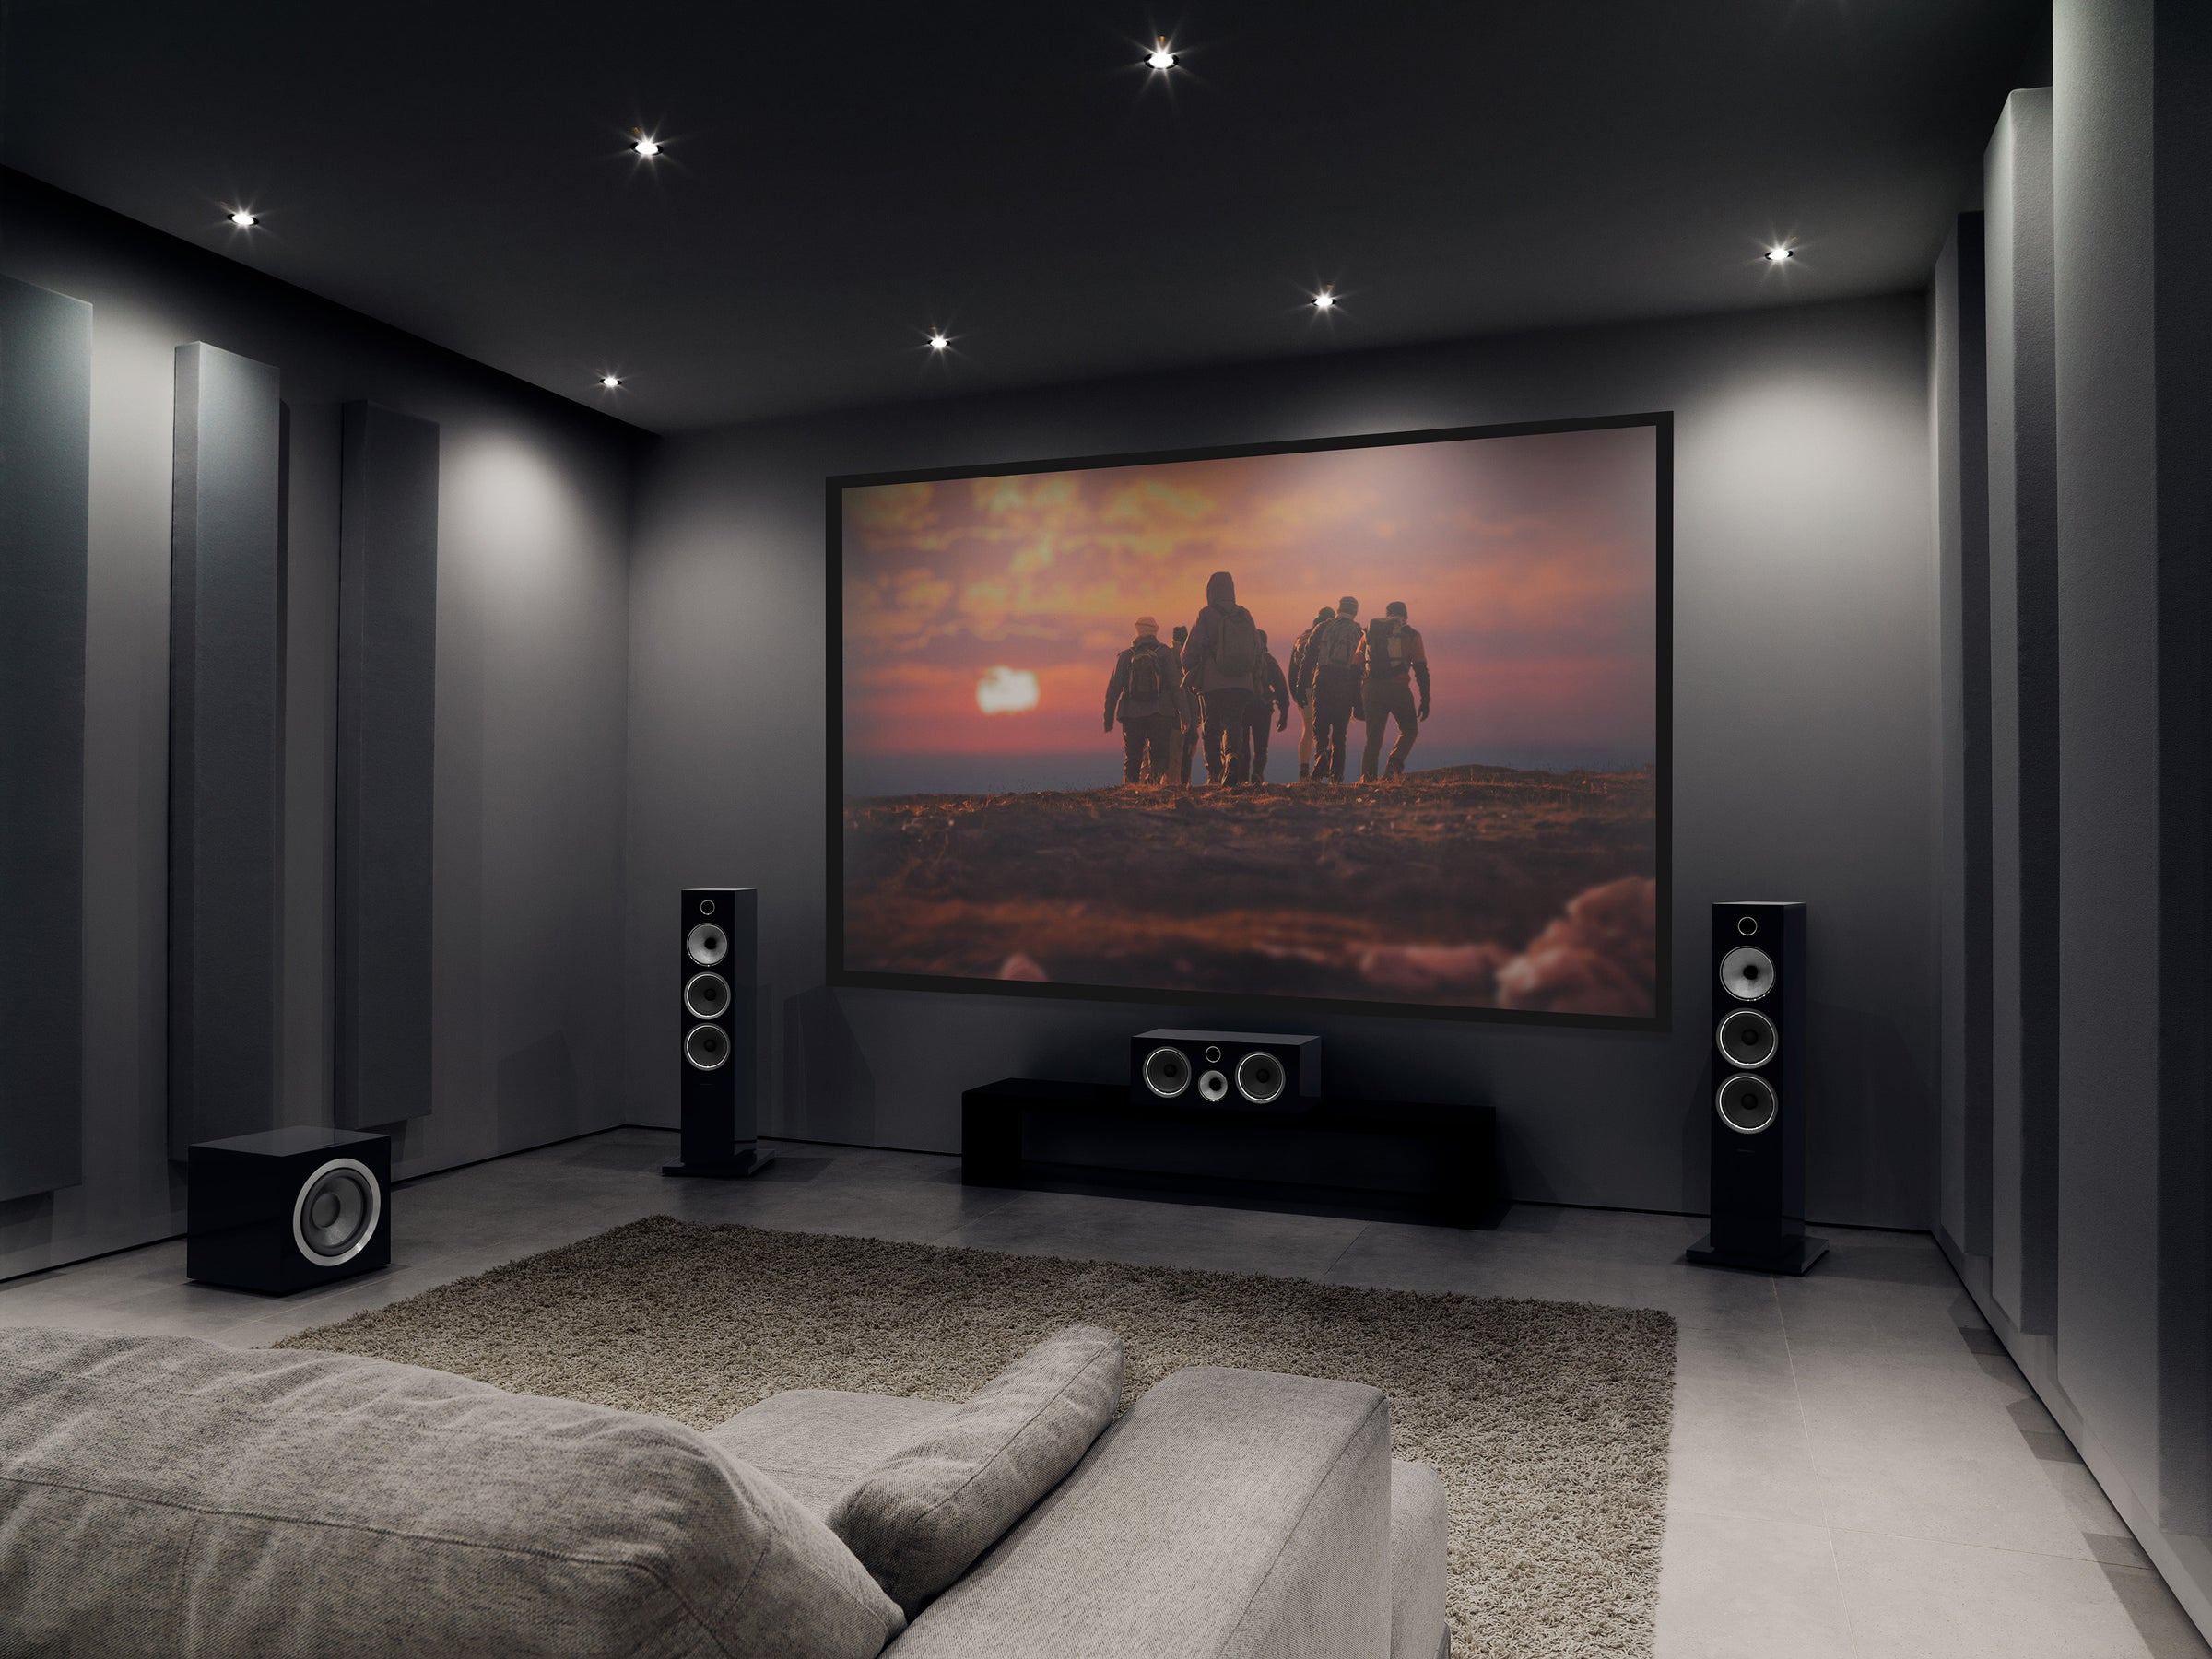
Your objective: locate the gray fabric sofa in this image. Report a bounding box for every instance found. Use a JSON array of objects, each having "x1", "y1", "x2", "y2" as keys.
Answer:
[{"x1": 0, "y1": 1324, "x2": 1449, "y2": 1659}]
